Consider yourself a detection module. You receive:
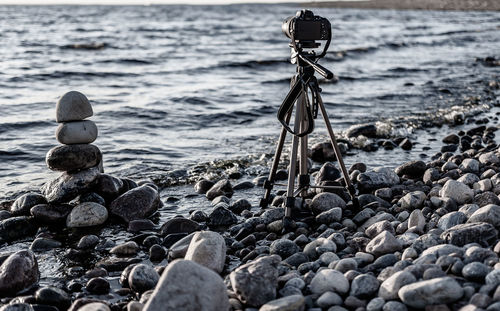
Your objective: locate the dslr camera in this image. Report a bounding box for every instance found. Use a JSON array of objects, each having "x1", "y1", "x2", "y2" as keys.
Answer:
[{"x1": 282, "y1": 10, "x2": 331, "y2": 42}]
